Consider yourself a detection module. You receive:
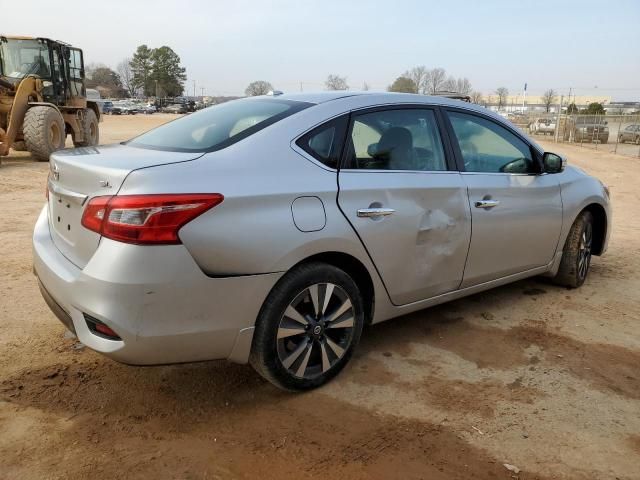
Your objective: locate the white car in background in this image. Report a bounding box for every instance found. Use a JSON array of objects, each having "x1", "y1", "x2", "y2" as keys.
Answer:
[{"x1": 529, "y1": 118, "x2": 556, "y2": 136}]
